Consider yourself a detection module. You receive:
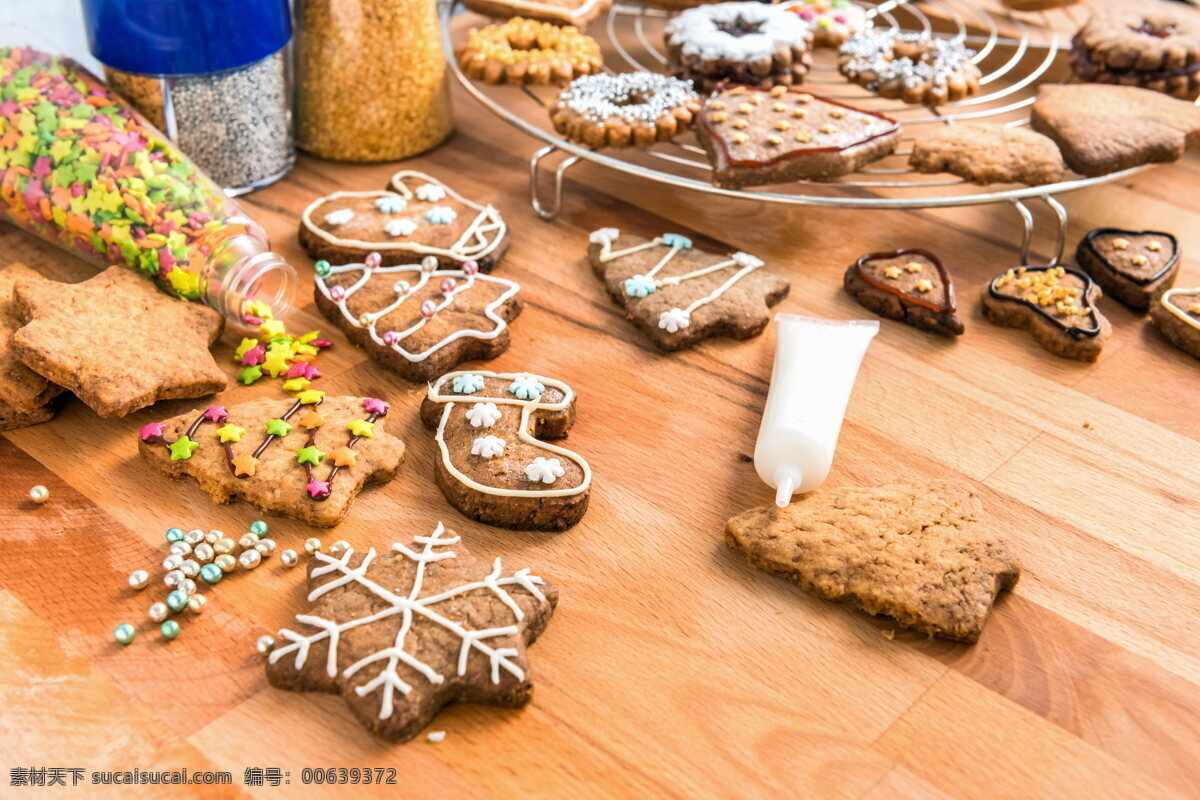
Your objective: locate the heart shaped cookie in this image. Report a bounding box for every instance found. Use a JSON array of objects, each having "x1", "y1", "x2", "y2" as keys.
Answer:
[
  {"x1": 1075, "y1": 227, "x2": 1180, "y2": 311},
  {"x1": 1150, "y1": 287, "x2": 1200, "y2": 361},
  {"x1": 843, "y1": 248, "x2": 963, "y2": 336},
  {"x1": 982, "y1": 265, "x2": 1111, "y2": 361}
]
